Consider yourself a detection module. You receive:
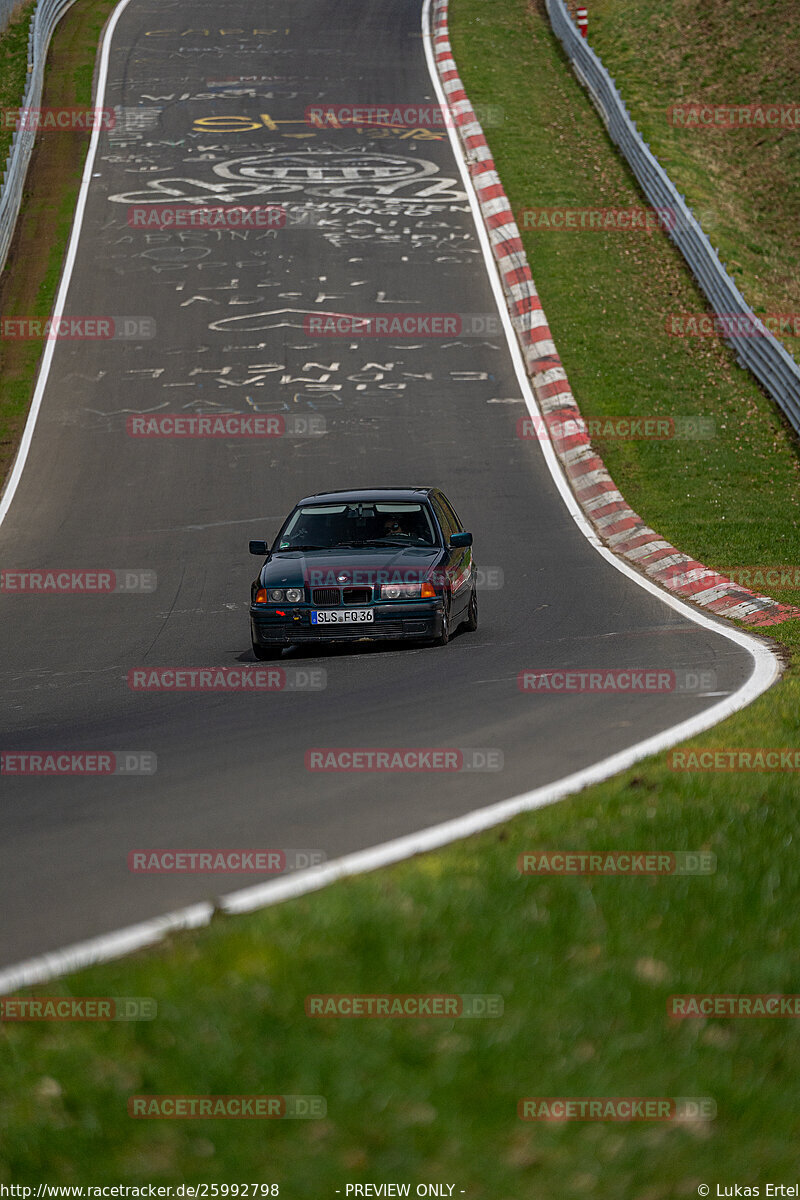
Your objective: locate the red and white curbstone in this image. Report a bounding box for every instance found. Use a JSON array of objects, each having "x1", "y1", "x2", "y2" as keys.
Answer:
[{"x1": 431, "y1": 0, "x2": 799, "y2": 628}]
